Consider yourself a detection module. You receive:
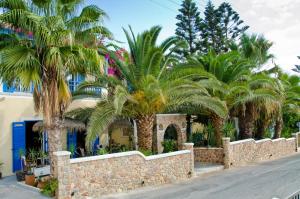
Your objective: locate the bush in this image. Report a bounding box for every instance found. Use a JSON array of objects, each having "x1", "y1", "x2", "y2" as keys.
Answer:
[
  {"x1": 191, "y1": 132, "x2": 204, "y2": 147},
  {"x1": 222, "y1": 122, "x2": 236, "y2": 141},
  {"x1": 139, "y1": 149, "x2": 152, "y2": 156},
  {"x1": 161, "y1": 139, "x2": 177, "y2": 153},
  {"x1": 97, "y1": 148, "x2": 108, "y2": 155},
  {"x1": 41, "y1": 178, "x2": 58, "y2": 197}
]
